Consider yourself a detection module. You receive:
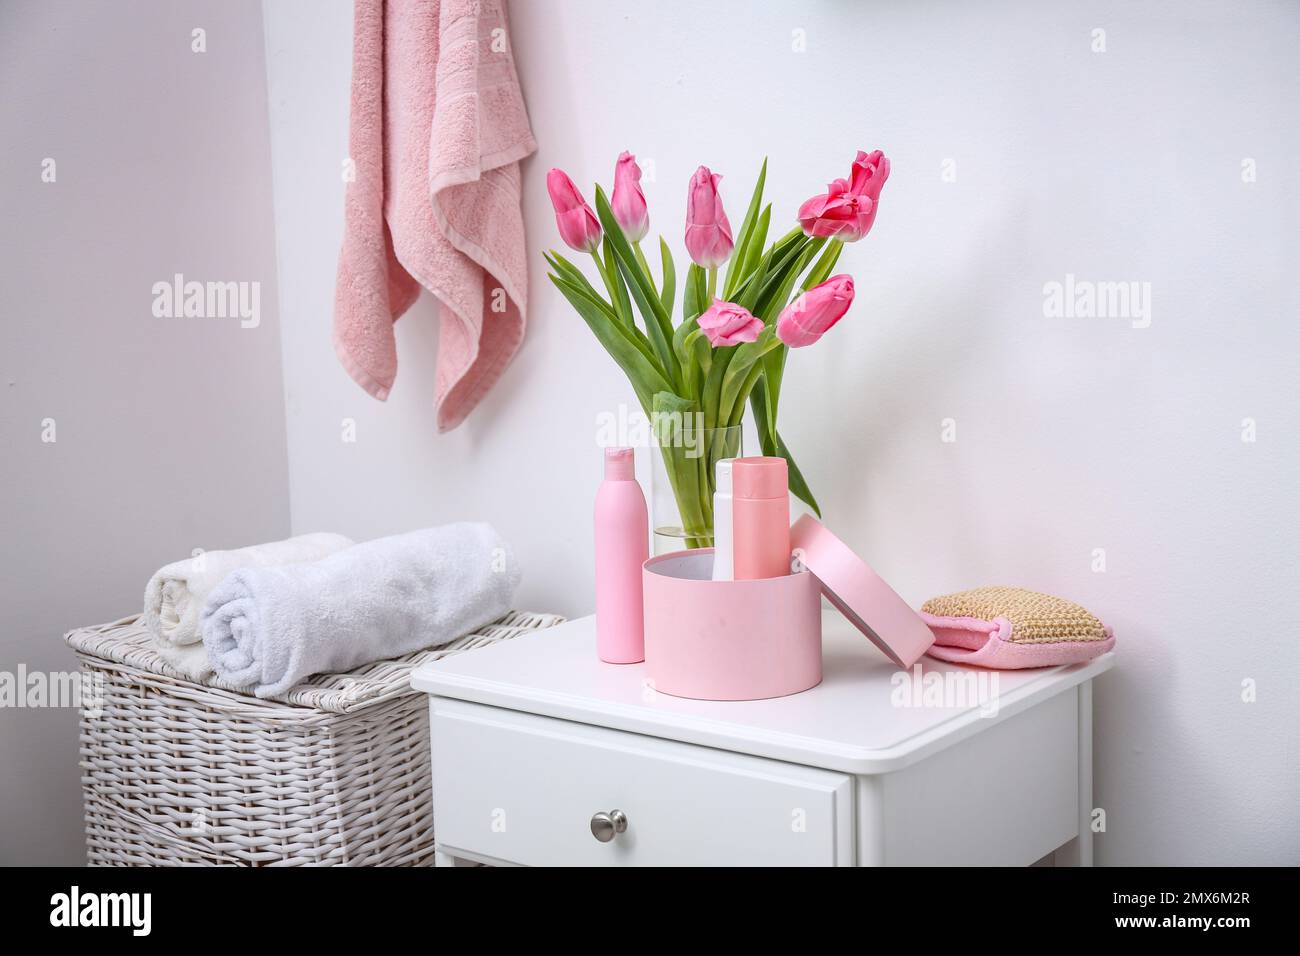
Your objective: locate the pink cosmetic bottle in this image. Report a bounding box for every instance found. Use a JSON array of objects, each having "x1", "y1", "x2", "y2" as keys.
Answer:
[
  {"x1": 731, "y1": 457, "x2": 790, "y2": 580},
  {"x1": 594, "y1": 447, "x2": 648, "y2": 663}
]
